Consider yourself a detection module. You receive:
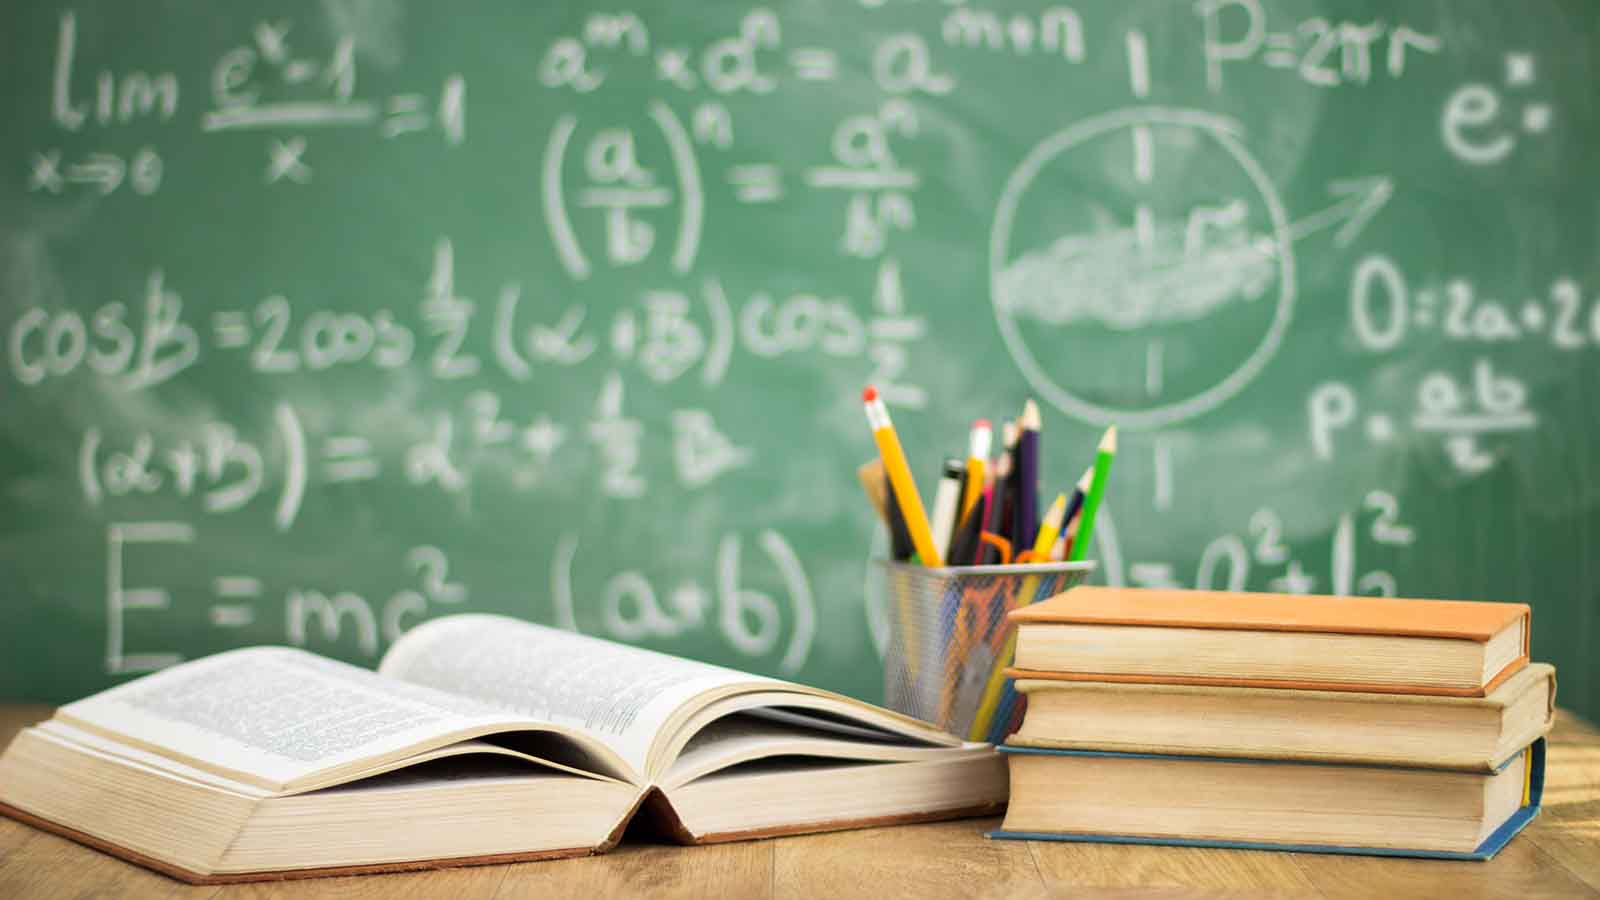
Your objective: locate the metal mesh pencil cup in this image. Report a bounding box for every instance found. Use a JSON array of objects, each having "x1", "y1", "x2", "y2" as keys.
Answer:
[{"x1": 878, "y1": 560, "x2": 1094, "y2": 740}]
